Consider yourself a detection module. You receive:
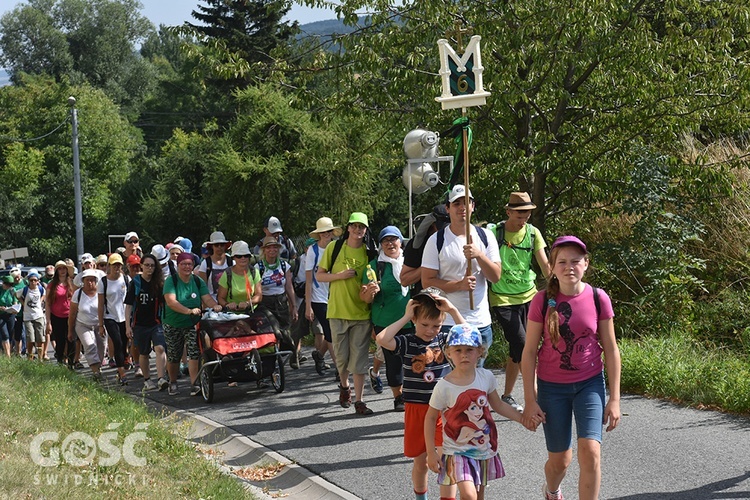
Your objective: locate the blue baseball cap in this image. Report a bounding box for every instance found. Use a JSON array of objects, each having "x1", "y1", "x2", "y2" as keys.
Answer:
[
  {"x1": 446, "y1": 324, "x2": 482, "y2": 348},
  {"x1": 378, "y1": 225, "x2": 403, "y2": 243}
]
